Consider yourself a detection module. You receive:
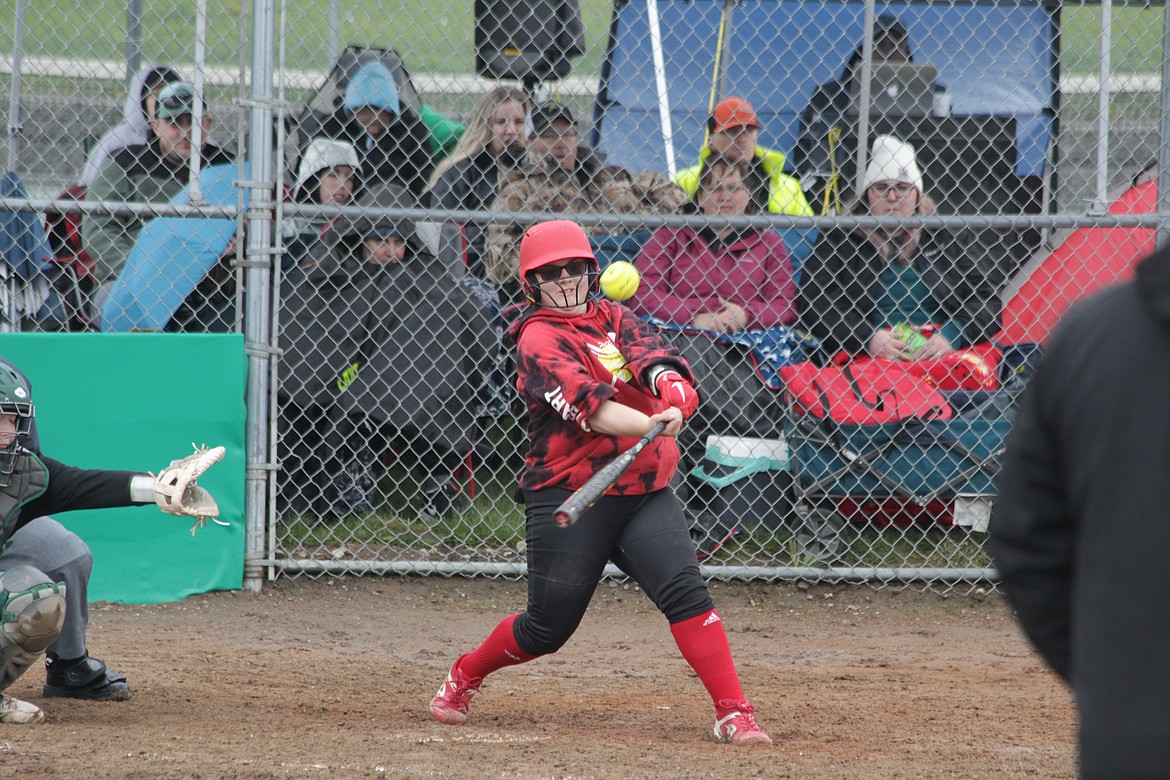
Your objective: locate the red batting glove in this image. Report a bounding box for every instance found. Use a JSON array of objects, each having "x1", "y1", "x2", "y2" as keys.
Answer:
[{"x1": 655, "y1": 371, "x2": 699, "y2": 419}]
